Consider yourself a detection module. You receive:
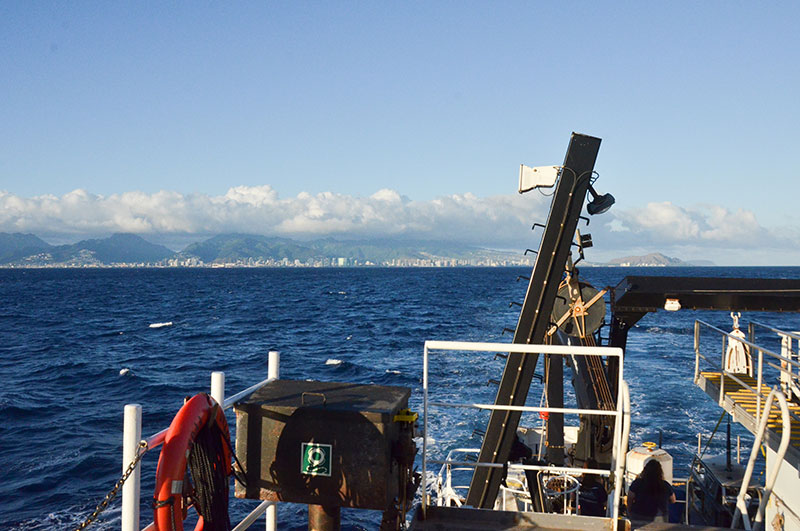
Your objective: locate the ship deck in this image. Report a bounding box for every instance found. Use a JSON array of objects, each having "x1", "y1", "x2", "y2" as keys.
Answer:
[
  {"x1": 695, "y1": 371, "x2": 800, "y2": 467},
  {"x1": 409, "y1": 506, "x2": 728, "y2": 530}
]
